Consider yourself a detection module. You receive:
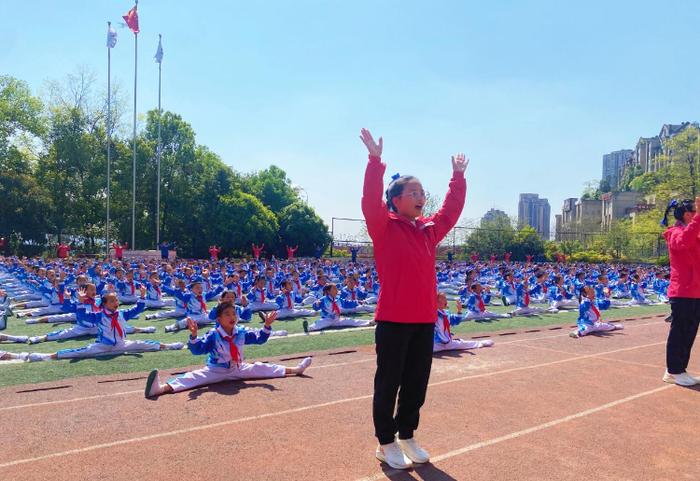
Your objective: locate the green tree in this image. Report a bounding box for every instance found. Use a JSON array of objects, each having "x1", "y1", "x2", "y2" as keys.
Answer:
[
  {"x1": 510, "y1": 225, "x2": 545, "y2": 260},
  {"x1": 212, "y1": 192, "x2": 279, "y2": 256},
  {"x1": 465, "y1": 217, "x2": 515, "y2": 257},
  {"x1": 278, "y1": 203, "x2": 331, "y2": 257},
  {"x1": 243, "y1": 165, "x2": 299, "y2": 213}
]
